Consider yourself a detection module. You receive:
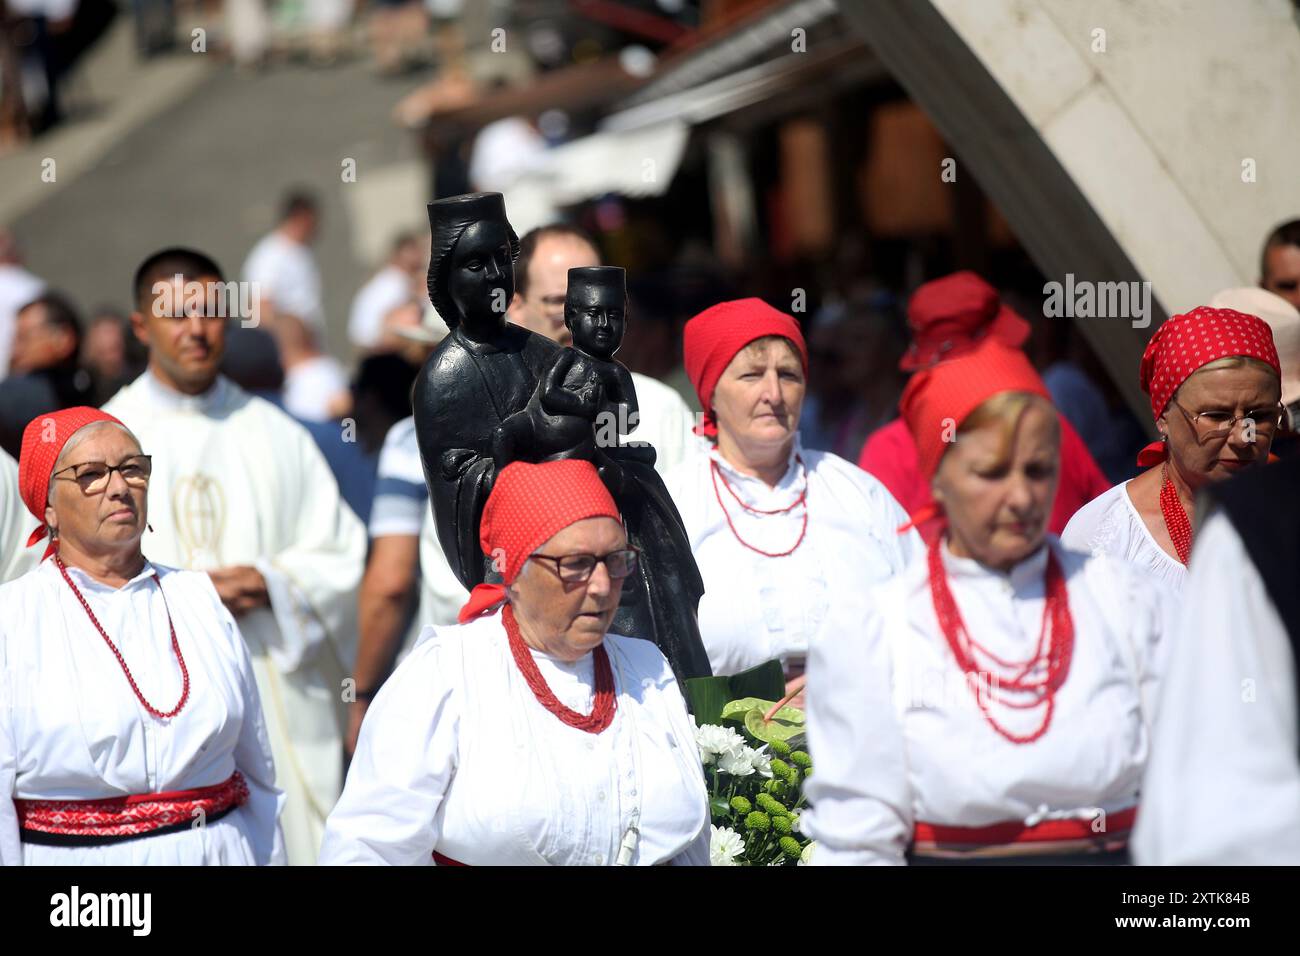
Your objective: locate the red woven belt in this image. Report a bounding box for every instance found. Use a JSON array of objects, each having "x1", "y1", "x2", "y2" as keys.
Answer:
[
  {"x1": 16, "y1": 771, "x2": 249, "y2": 845},
  {"x1": 912, "y1": 806, "x2": 1137, "y2": 858}
]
